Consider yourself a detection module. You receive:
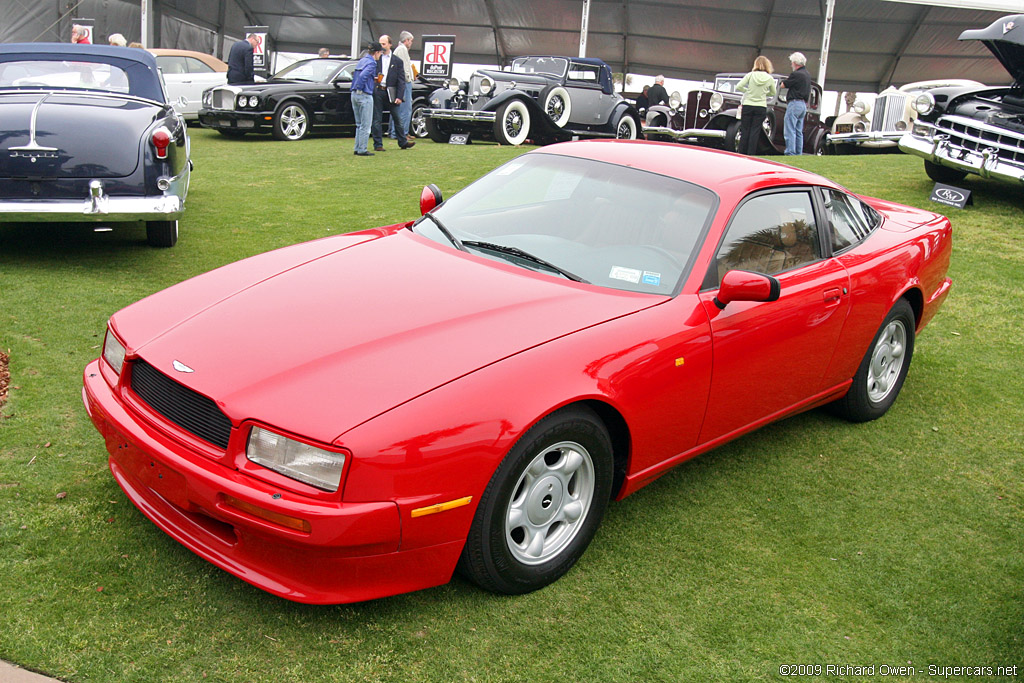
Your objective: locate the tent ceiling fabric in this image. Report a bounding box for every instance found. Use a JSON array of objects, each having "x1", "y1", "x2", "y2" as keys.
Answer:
[{"x1": 0, "y1": 0, "x2": 1012, "y2": 92}]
